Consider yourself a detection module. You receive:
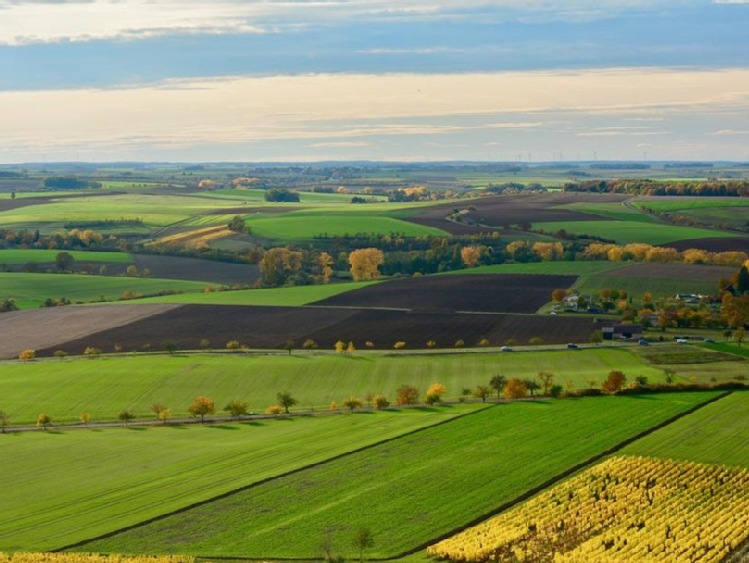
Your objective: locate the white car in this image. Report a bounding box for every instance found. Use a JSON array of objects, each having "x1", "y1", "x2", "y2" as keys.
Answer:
[{"x1": 676, "y1": 338, "x2": 689, "y2": 344}]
